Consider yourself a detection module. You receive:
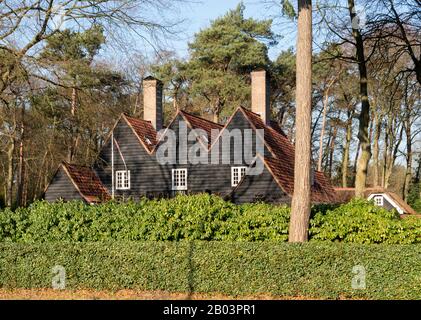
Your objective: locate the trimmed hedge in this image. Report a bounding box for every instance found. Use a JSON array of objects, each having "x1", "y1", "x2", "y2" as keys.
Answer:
[
  {"x1": 1, "y1": 194, "x2": 421, "y2": 243},
  {"x1": 0, "y1": 195, "x2": 291, "y2": 242},
  {"x1": 1, "y1": 241, "x2": 421, "y2": 299}
]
